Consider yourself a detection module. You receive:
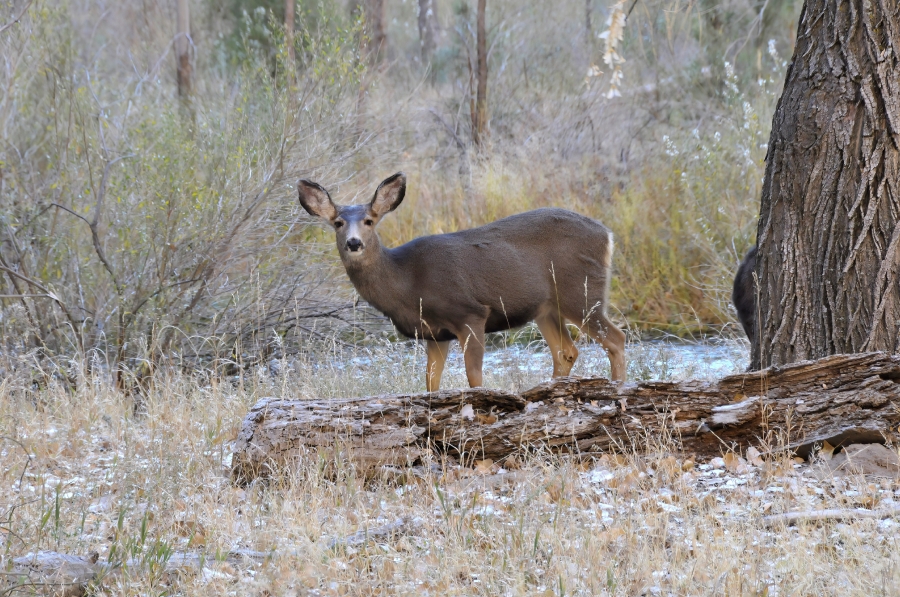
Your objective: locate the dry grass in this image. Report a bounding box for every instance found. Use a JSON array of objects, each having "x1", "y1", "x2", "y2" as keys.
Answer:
[{"x1": 2, "y1": 346, "x2": 900, "y2": 596}]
